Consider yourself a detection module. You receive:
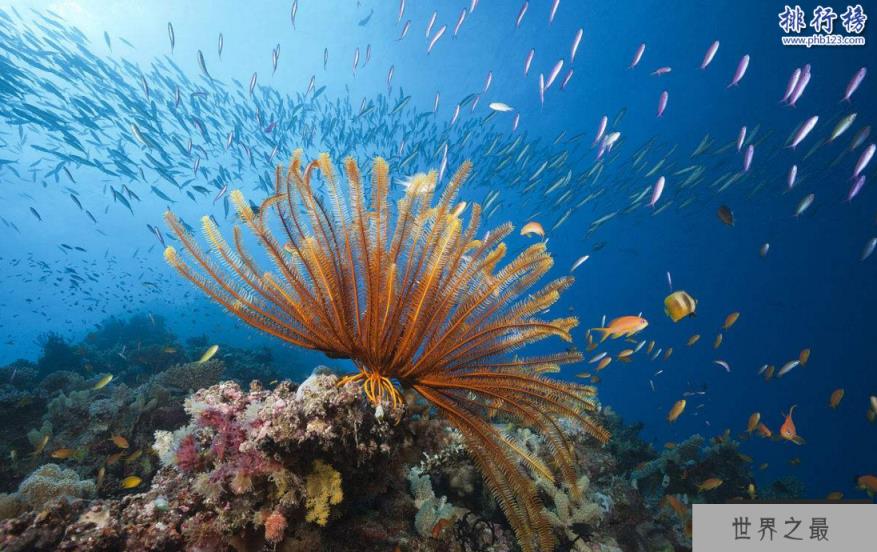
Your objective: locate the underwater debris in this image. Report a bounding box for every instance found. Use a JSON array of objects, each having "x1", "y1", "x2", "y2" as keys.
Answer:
[{"x1": 162, "y1": 151, "x2": 609, "y2": 552}]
